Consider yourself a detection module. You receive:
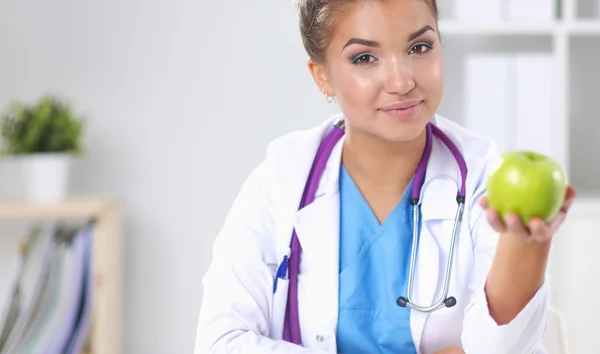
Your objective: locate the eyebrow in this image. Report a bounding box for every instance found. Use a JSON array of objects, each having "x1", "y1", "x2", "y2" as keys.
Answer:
[{"x1": 342, "y1": 25, "x2": 435, "y2": 50}]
